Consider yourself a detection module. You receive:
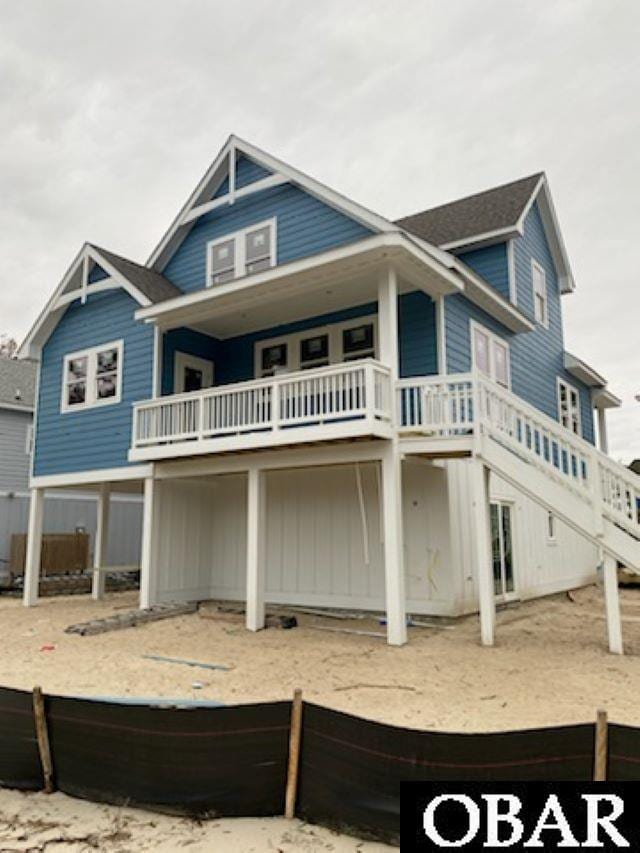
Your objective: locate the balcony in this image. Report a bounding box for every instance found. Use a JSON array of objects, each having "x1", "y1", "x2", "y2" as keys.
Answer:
[{"x1": 130, "y1": 359, "x2": 394, "y2": 461}]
